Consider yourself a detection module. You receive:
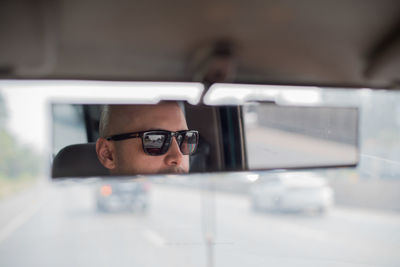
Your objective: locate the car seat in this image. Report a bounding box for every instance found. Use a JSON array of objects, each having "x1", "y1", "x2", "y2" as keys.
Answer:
[{"x1": 52, "y1": 143, "x2": 109, "y2": 178}]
